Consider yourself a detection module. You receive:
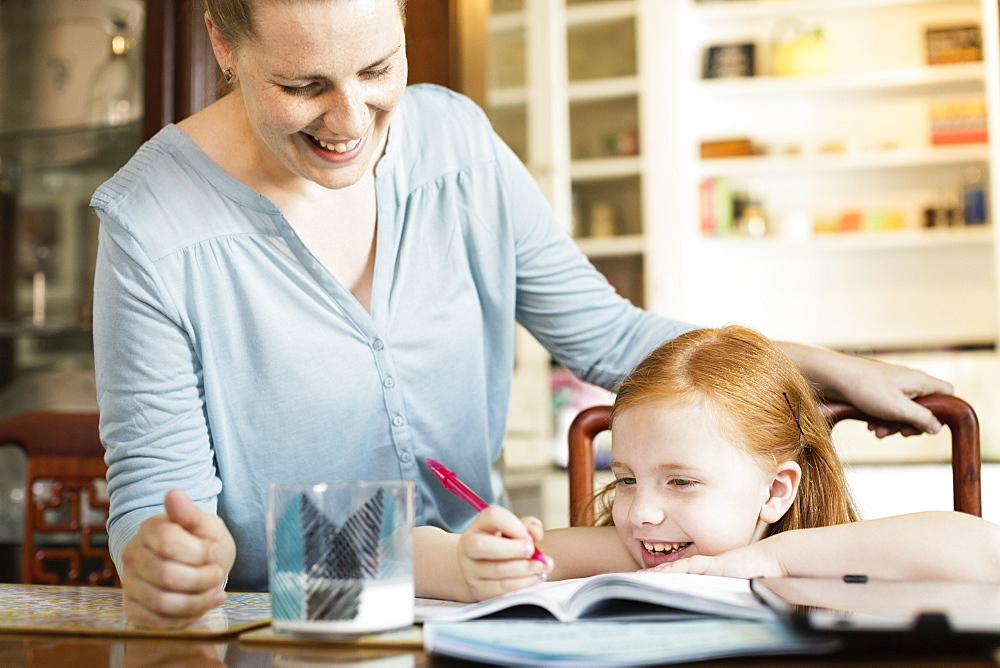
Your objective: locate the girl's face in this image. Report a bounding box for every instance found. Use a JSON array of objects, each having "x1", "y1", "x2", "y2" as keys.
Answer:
[
  {"x1": 218, "y1": 0, "x2": 408, "y2": 190},
  {"x1": 610, "y1": 399, "x2": 781, "y2": 569}
]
